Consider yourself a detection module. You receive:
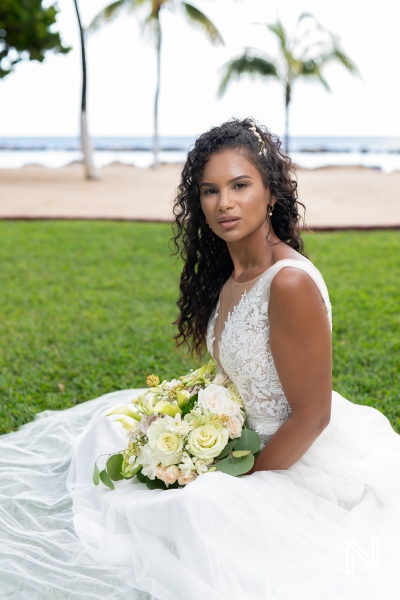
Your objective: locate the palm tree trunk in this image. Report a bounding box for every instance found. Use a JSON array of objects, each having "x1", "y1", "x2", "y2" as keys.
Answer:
[
  {"x1": 73, "y1": 0, "x2": 99, "y2": 180},
  {"x1": 284, "y1": 83, "x2": 291, "y2": 154},
  {"x1": 153, "y1": 18, "x2": 162, "y2": 169}
]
